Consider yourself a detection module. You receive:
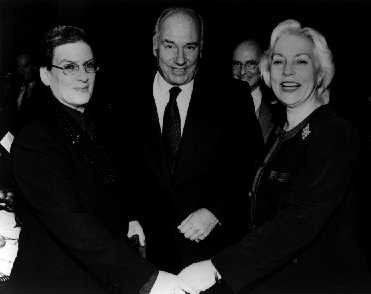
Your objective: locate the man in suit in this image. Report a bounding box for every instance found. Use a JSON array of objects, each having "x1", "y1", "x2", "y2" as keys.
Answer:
[
  {"x1": 14, "y1": 53, "x2": 38, "y2": 111},
  {"x1": 9, "y1": 53, "x2": 47, "y2": 134},
  {"x1": 9, "y1": 25, "x2": 192, "y2": 294},
  {"x1": 232, "y1": 39, "x2": 283, "y2": 144},
  {"x1": 121, "y1": 7, "x2": 263, "y2": 274}
]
